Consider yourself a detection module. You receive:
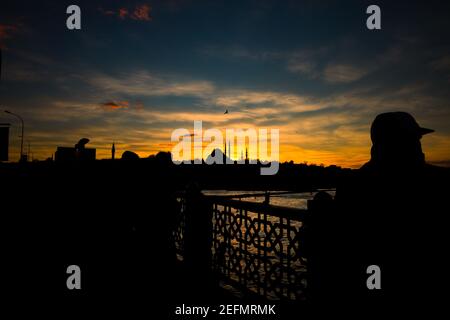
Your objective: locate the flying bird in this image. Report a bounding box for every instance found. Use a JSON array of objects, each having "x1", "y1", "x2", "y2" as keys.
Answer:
[{"x1": 224, "y1": 109, "x2": 229, "y2": 114}]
